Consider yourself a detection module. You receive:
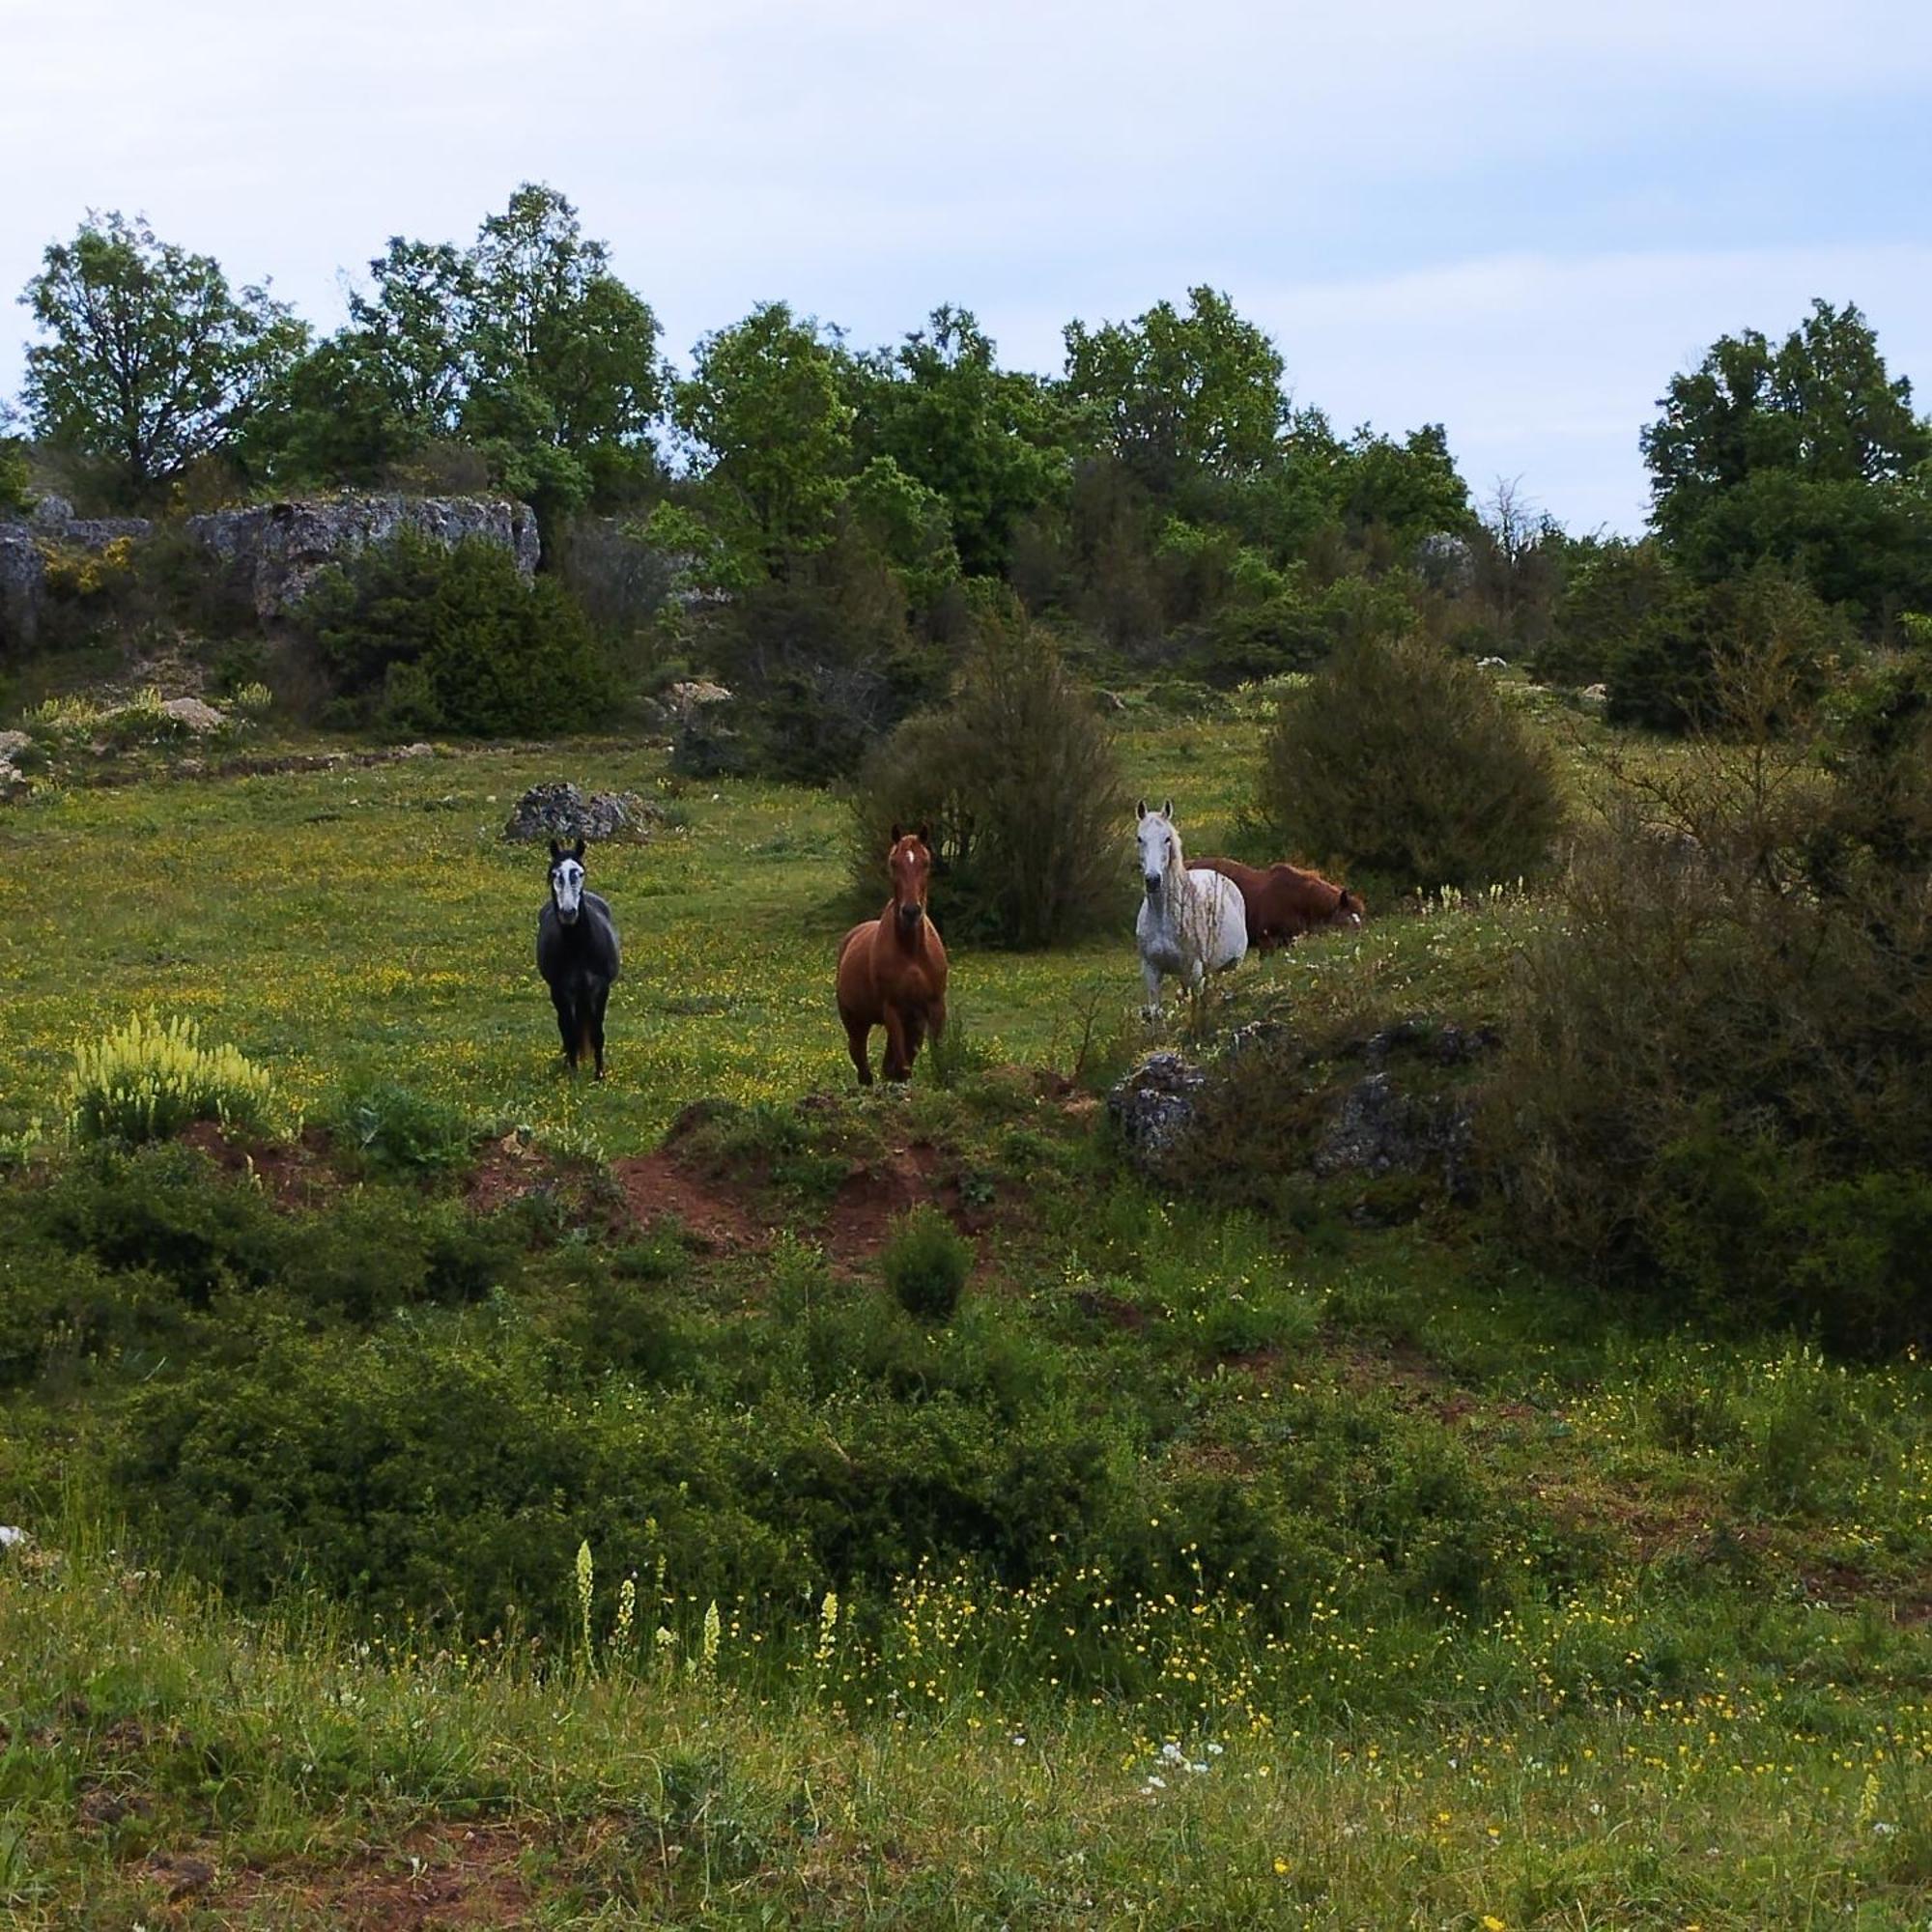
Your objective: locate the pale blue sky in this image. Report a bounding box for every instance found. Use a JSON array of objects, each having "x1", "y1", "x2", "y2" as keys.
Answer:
[{"x1": 5, "y1": 0, "x2": 1929, "y2": 532}]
